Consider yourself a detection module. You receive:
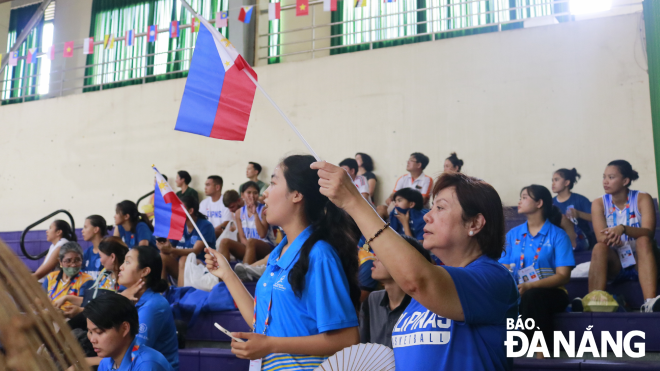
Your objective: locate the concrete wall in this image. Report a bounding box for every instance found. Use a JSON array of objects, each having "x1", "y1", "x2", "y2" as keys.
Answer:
[
  {"x1": 0, "y1": 2, "x2": 10, "y2": 54},
  {"x1": 0, "y1": 12, "x2": 655, "y2": 232}
]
